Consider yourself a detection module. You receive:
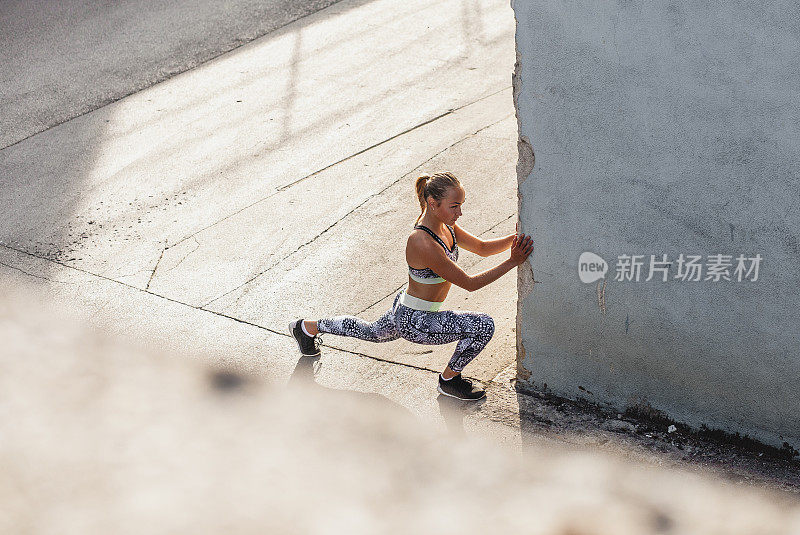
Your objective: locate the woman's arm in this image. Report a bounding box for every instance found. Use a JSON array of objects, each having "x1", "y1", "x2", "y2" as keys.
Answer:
[
  {"x1": 481, "y1": 234, "x2": 515, "y2": 256},
  {"x1": 466, "y1": 258, "x2": 518, "y2": 292},
  {"x1": 423, "y1": 233, "x2": 534, "y2": 292},
  {"x1": 454, "y1": 223, "x2": 514, "y2": 257},
  {"x1": 470, "y1": 233, "x2": 533, "y2": 290}
]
